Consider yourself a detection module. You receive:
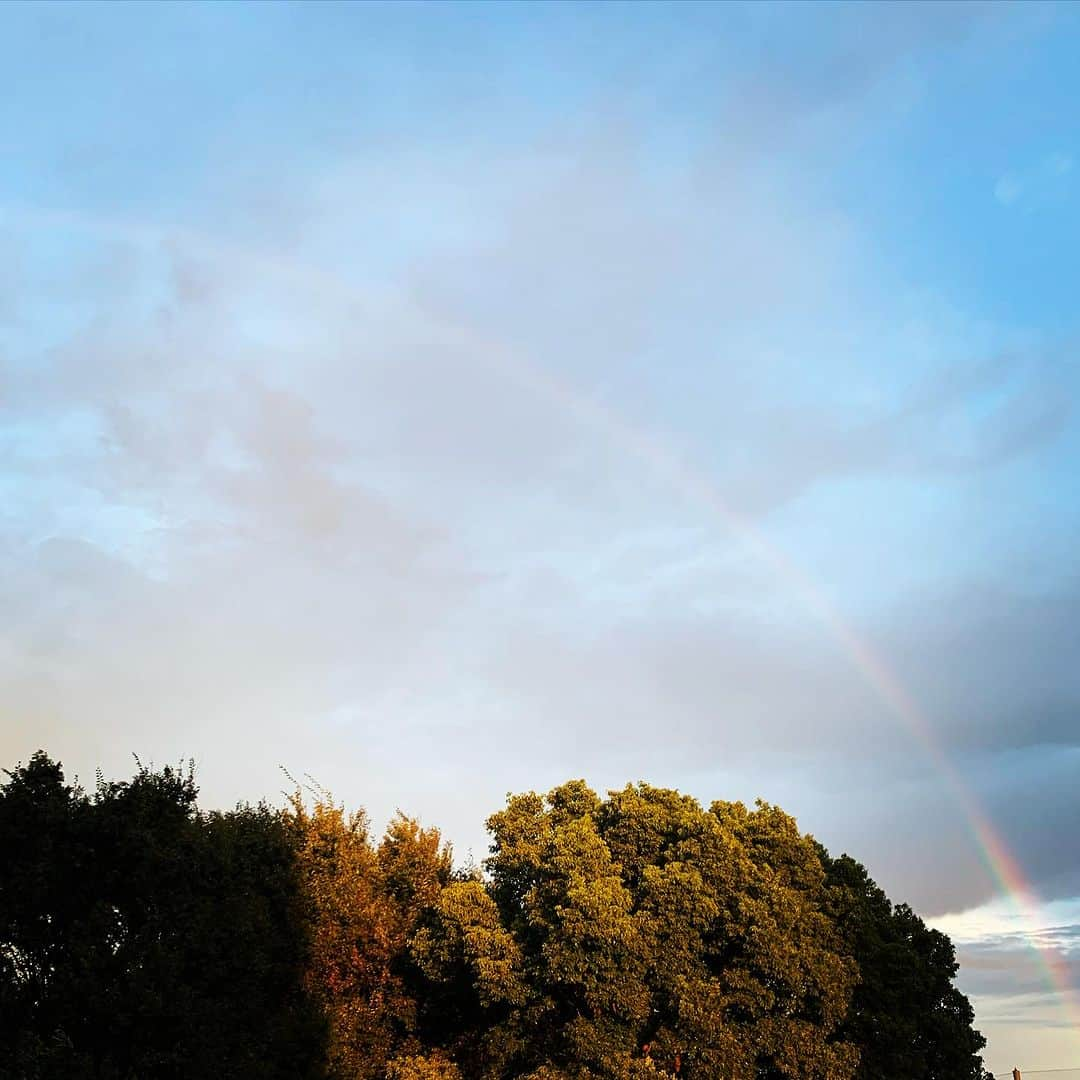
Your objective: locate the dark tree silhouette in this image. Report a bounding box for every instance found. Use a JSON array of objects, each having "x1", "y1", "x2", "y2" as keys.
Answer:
[
  {"x1": 820, "y1": 850, "x2": 992, "y2": 1080},
  {"x1": 0, "y1": 751, "x2": 325, "y2": 1079}
]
